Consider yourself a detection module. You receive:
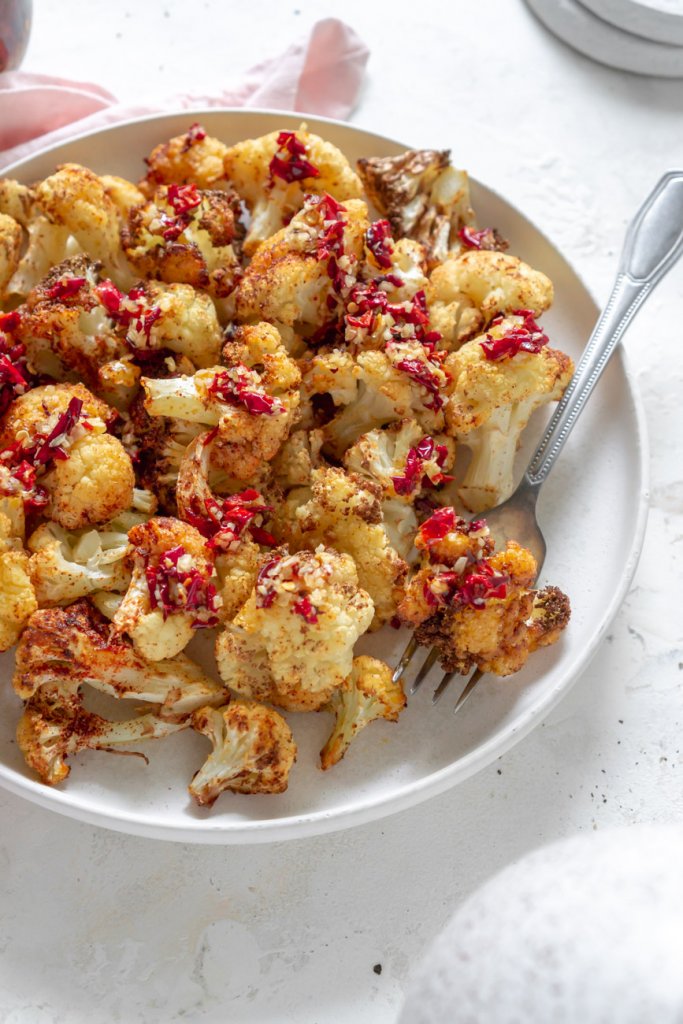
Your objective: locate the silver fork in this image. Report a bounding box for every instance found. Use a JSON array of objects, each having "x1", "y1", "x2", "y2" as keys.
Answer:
[{"x1": 394, "y1": 169, "x2": 683, "y2": 710}]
